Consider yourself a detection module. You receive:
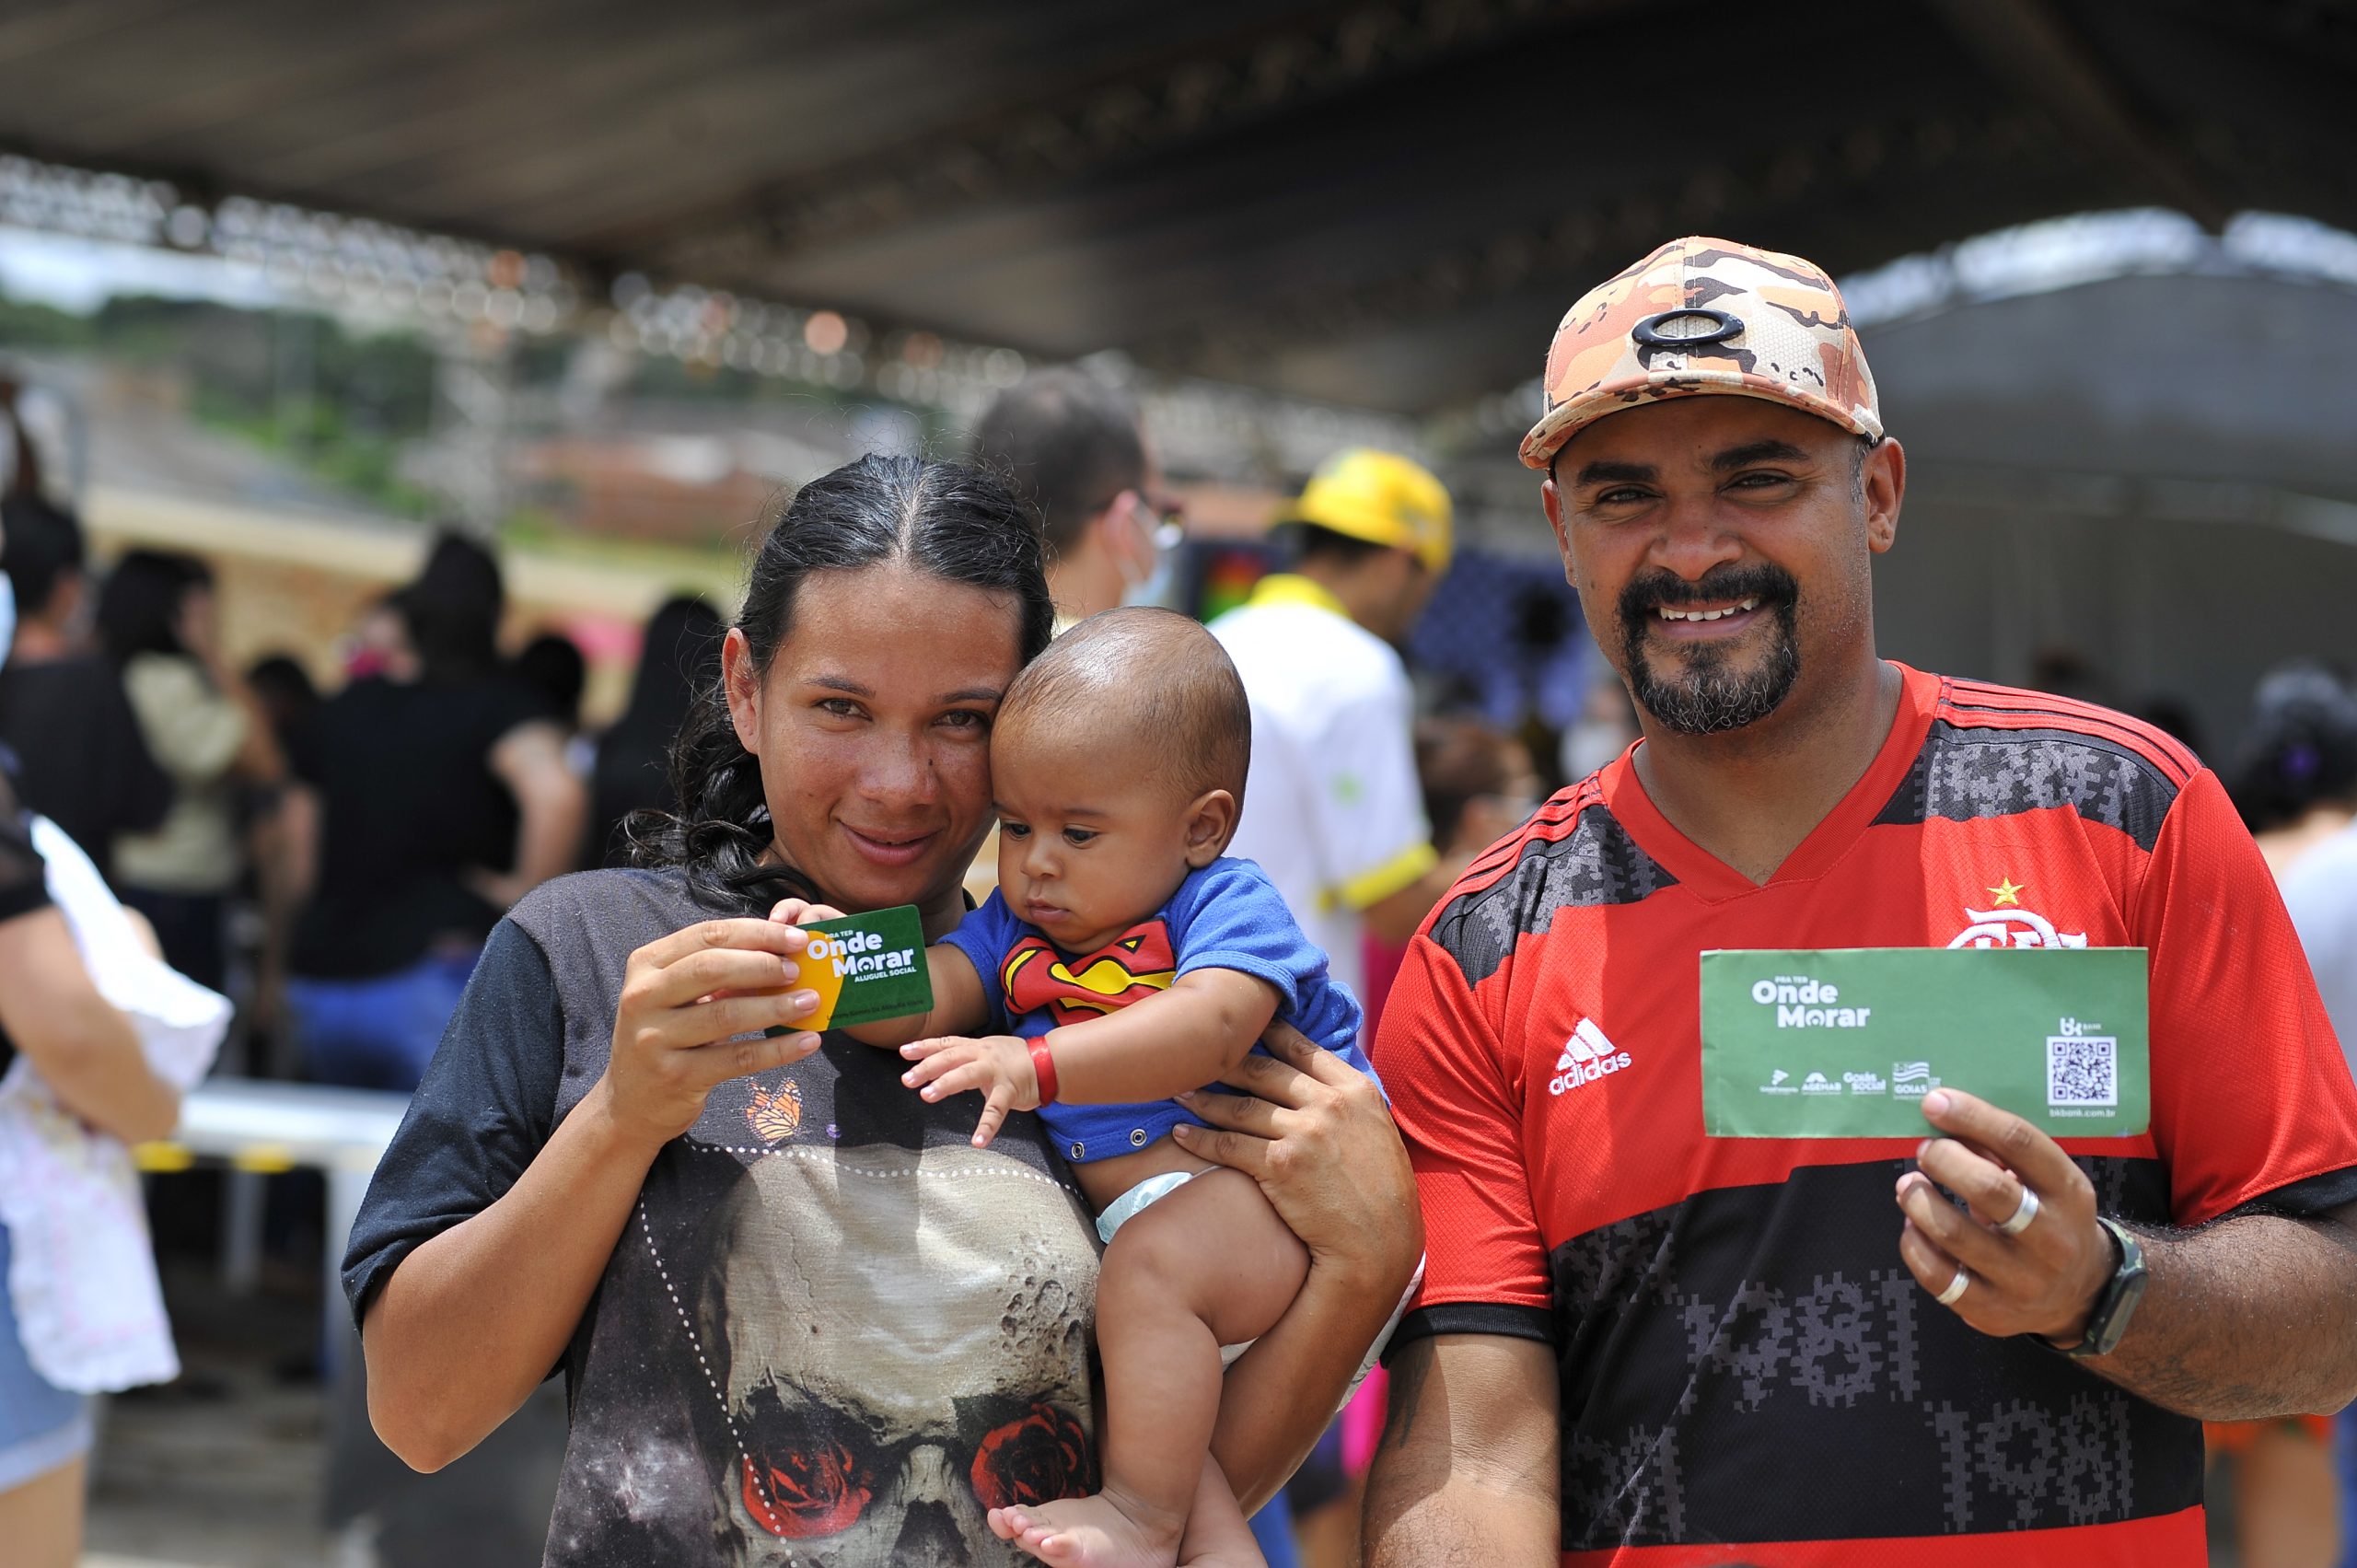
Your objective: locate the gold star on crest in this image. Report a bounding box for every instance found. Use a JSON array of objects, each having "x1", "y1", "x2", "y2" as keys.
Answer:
[{"x1": 1989, "y1": 877, "x2": 2024, "y2": 907}]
